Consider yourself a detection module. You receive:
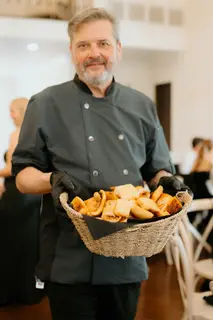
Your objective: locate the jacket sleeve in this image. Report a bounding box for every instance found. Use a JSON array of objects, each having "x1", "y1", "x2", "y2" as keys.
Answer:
[
  {"x1": 140, "y1": 101, "x2": 175, "y2": 182},
  {"x1": 12, "y1": 96, "x2": 51, "y2": 176}
]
